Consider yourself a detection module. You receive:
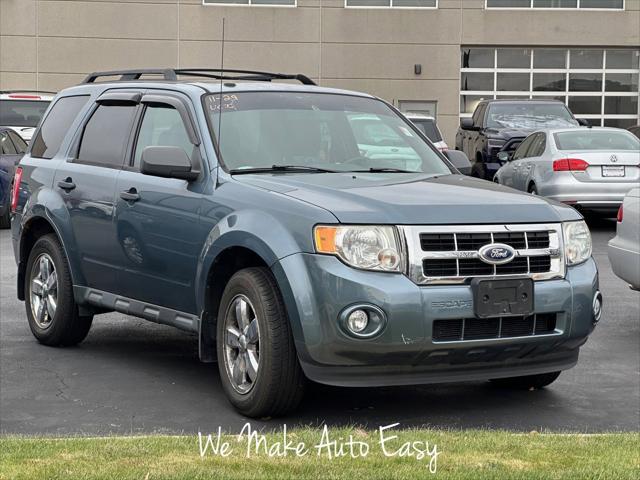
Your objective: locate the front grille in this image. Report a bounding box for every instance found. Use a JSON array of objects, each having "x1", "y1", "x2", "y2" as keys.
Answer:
[
  {"x1": 432, "y1": 313, "x2": 557, "y2": 342},
  {"x1": 403, "y1": 224, "x2": 564, "y2": 284}
]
